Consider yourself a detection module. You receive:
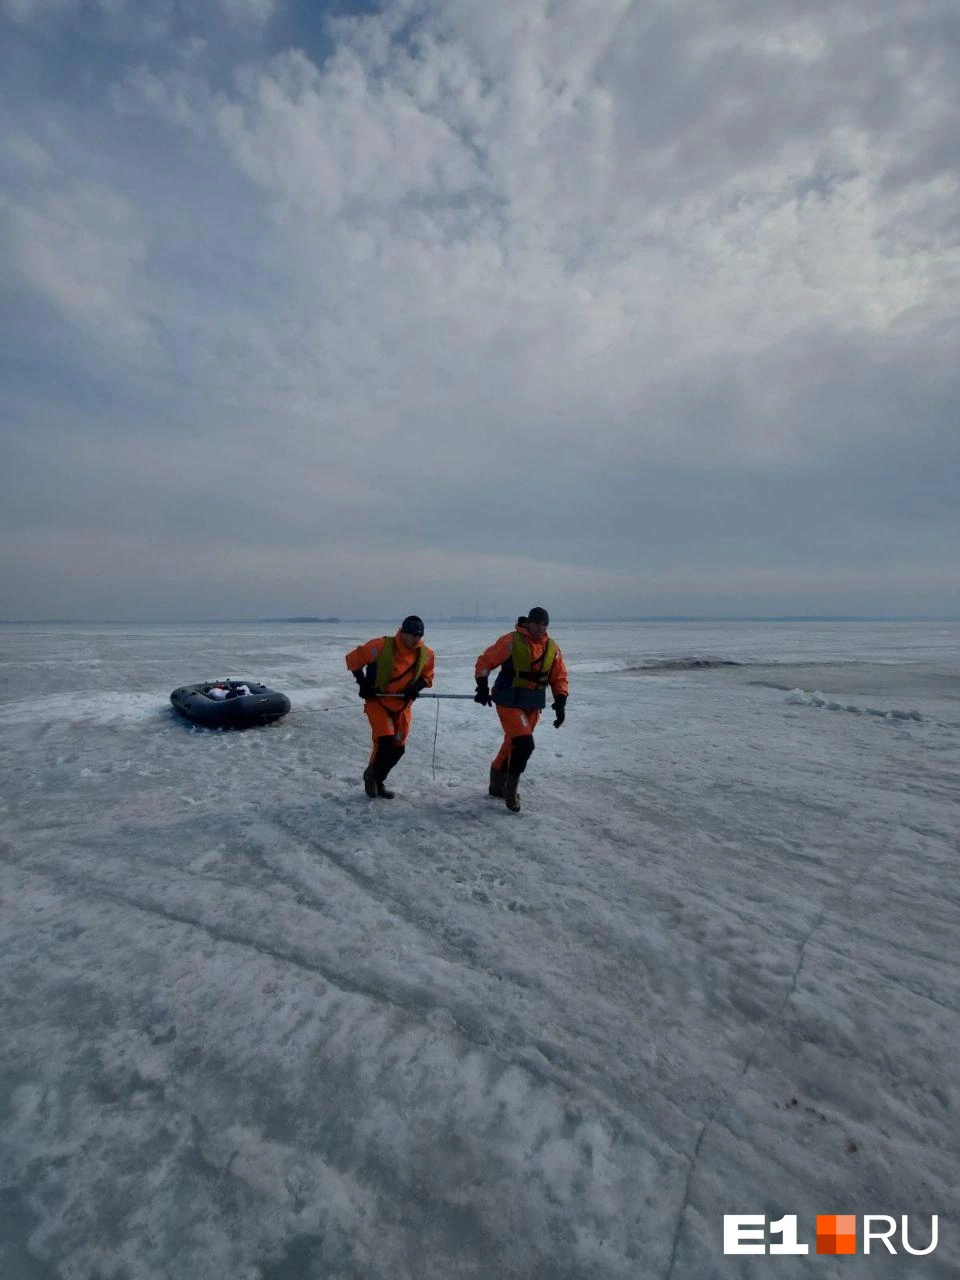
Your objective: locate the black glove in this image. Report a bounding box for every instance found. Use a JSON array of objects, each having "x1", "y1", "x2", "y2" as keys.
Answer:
[
  {"x1": 552, "y1": 694, "x2": 567, "y2": 728},
  {"x1": 474, "y1": 676, "x2": 493, "y2": 706},
  {"x1": 405, "y1": 676, "x2": 429, "y2": 701},
  {"x1": 354, "y1": 671, "x2": 377, "y2": 699}
]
